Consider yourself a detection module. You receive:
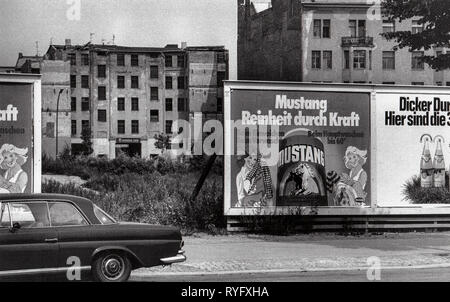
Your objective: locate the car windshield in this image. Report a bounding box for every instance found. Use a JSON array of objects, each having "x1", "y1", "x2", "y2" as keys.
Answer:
[{"x1": 93, "y1": 205, "x2": 117, "y2": 225}]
